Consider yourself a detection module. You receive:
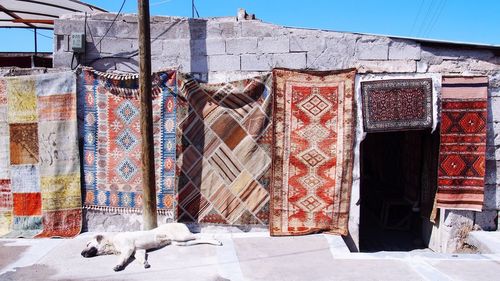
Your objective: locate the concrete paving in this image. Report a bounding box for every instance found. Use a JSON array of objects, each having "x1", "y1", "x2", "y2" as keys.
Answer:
[
  {"x1": 0, "y1": 232, "x2": 499, "y2": 281},
  {"x1": 467, "y1": 231, "x2": 500, "y2": 254}
]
